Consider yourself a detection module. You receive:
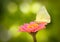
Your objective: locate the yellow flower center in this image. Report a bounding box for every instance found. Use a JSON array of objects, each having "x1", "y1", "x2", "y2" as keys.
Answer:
[{"x1": 27, "y1": 24, "x2": 38, "y2": 28}]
